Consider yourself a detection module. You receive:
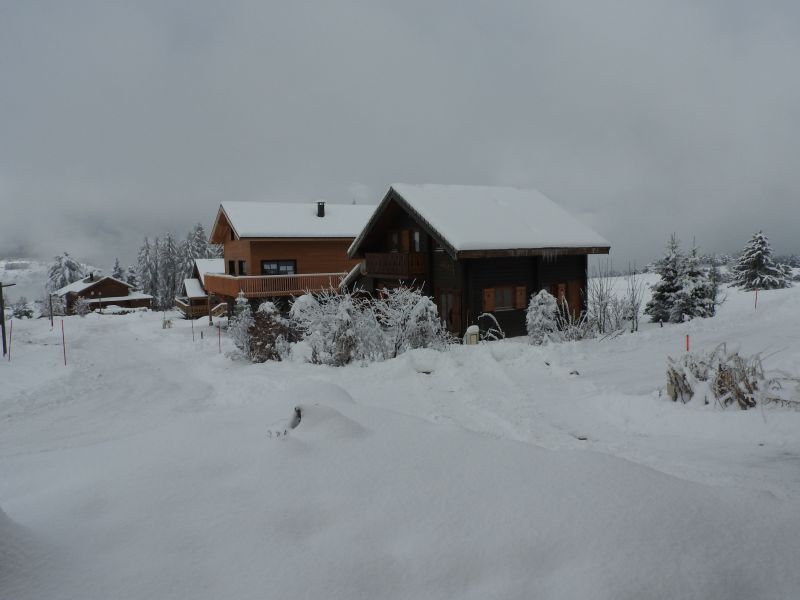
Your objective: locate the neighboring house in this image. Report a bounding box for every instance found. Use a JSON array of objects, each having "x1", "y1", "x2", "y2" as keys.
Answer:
[
  {"x1": 346, "y1": 184, "x2": 610, "y2": 337},
  {"x1": 206, "y1": 201, "x2": 374, "y2": 303},
  {"x1": 175, "y1": 258, "x2": 226, "y2": 319},
  {"x1": 55, "y1": 274, "x2": 153, "y2": 313}
]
